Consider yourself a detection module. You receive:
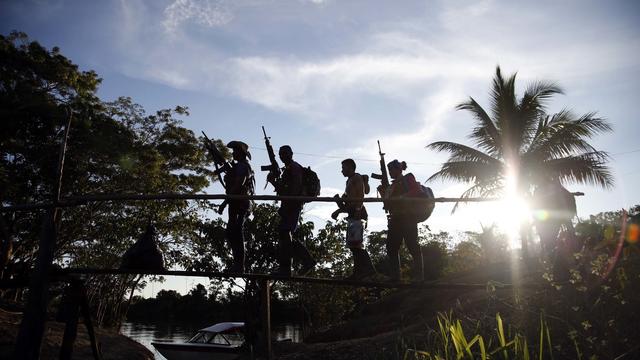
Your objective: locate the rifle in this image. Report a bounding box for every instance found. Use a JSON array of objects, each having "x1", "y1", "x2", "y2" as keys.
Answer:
[
  {"x1": 370, "y1": 140, "x2": 390, "y2": 211},
  {"x1": 202, "y1": 131, "x2": 231, "y2": 213},
  {"x1": 260, "y1": 126, "x2": 281, "y2": 189}
]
